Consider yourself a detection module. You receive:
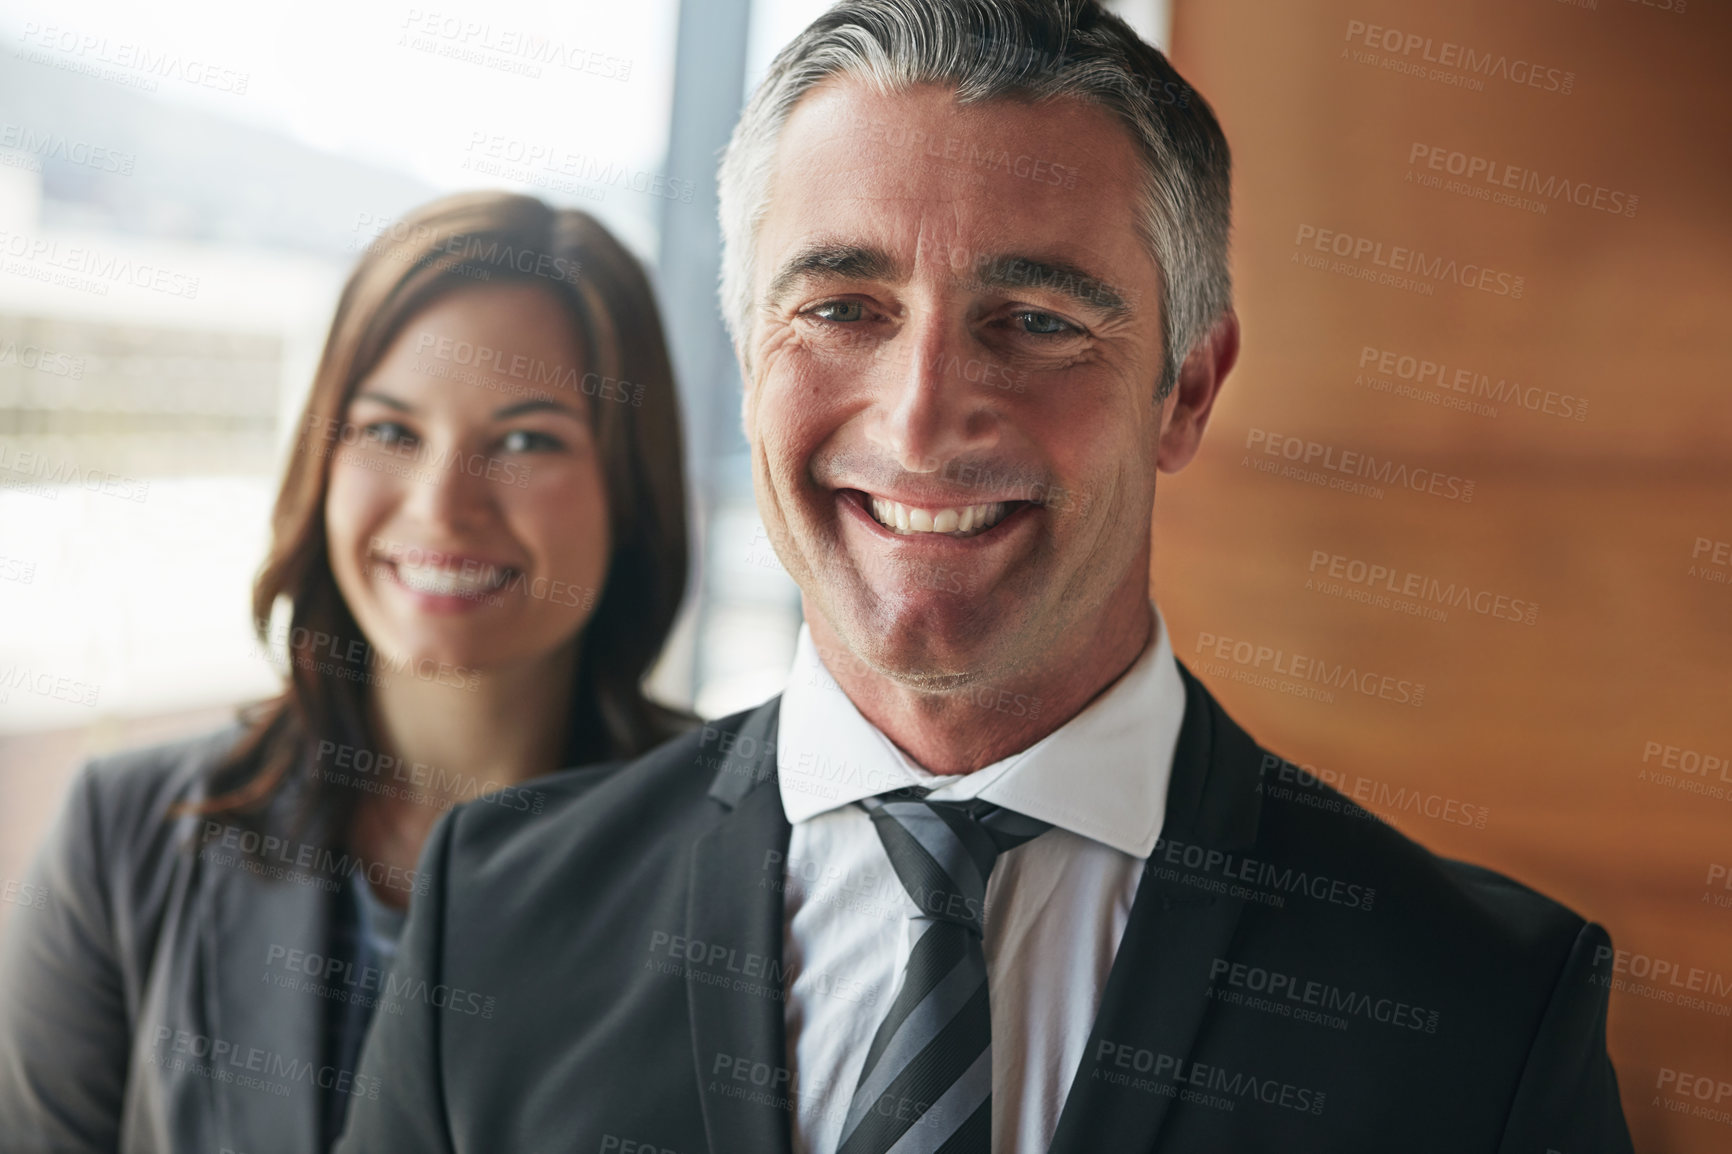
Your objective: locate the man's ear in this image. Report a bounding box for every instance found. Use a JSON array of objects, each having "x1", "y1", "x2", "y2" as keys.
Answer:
[{"x1": 1156, "y1": 309, "x2": 1240, "y2": 474}]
